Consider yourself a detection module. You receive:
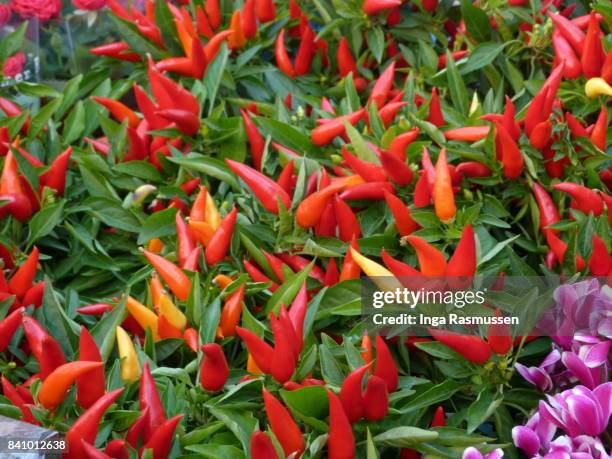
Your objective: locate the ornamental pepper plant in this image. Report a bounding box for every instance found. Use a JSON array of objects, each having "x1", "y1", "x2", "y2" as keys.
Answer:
[{"x1": 0, "y1": 0, "x2": 610, "y2": 458}]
